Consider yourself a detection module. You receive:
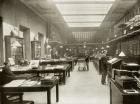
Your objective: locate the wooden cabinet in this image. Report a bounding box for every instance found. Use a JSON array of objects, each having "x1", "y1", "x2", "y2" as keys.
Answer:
[
  {"x1": 31, "y1": 41, "x2": 41, "y2": 59},
  {"x1": 5, "y1": 36, "x2": 24, "y2": 64},
  {"x1": 110, "y1": 79, "x2": 140, "y2": 104}
]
